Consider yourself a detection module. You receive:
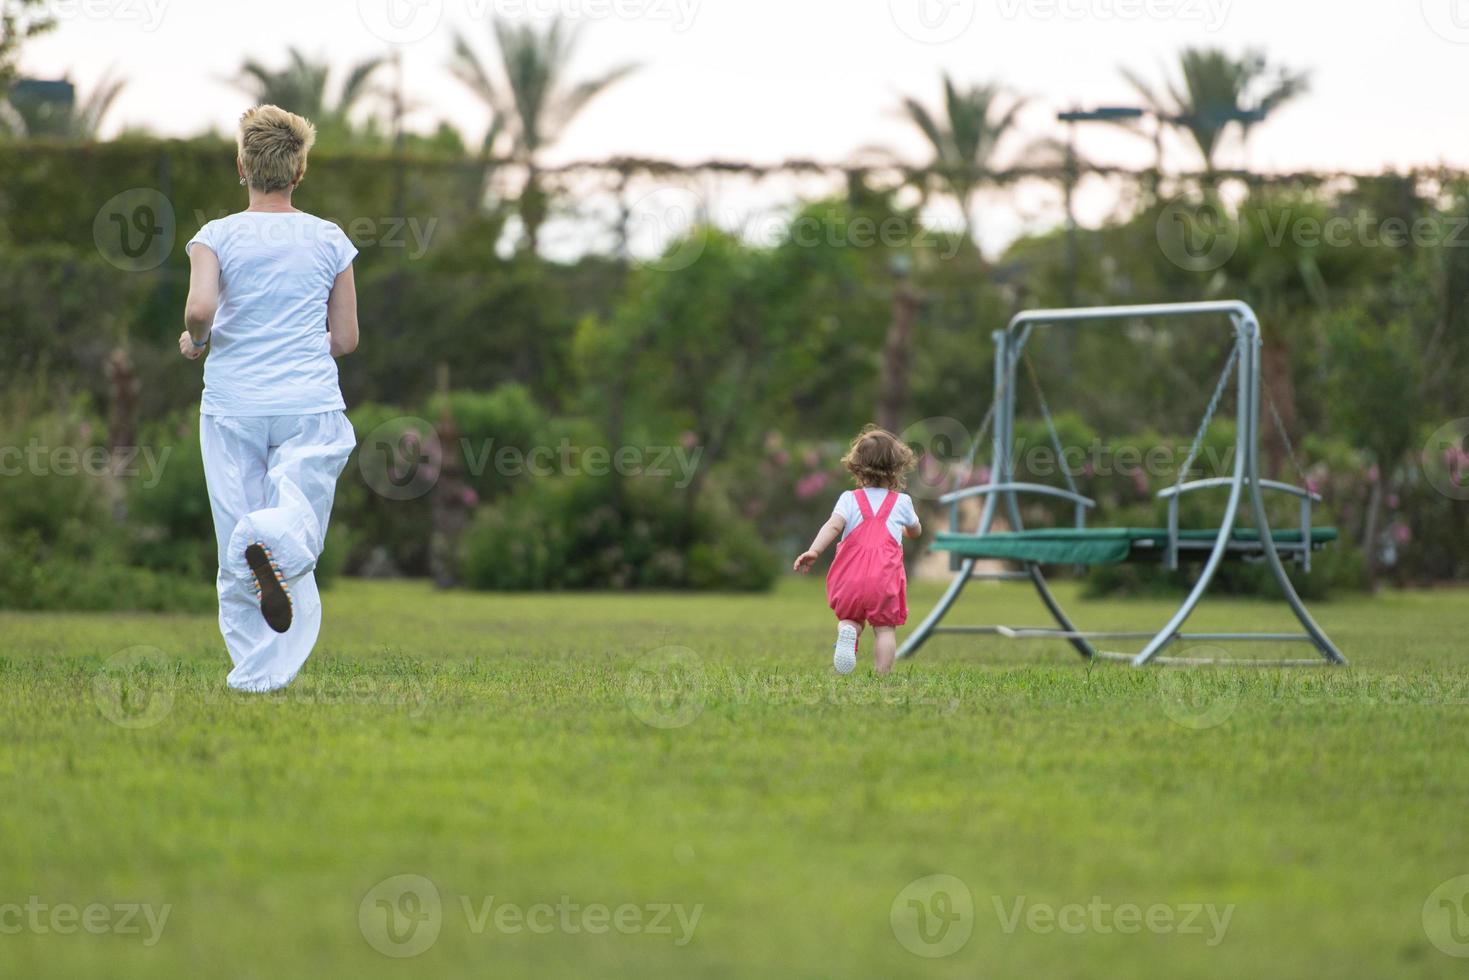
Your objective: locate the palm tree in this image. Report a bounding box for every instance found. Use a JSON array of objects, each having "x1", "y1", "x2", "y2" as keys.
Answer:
[
  {"x1": 450, "y1": 18, "x2": 637, "y2": 253},
  {"x1": 234, "y1": 48, "x2": 384, "y2": 142},
  {"x1": 6, "y1": 72, "x2": 124, "y2": 138},
  {"x1": 1123, "y1": 48, "x2": 1310, "y2": 174},
  {"x1": 900, "y1": 75, "x2": 1024, "y2": 247}
]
